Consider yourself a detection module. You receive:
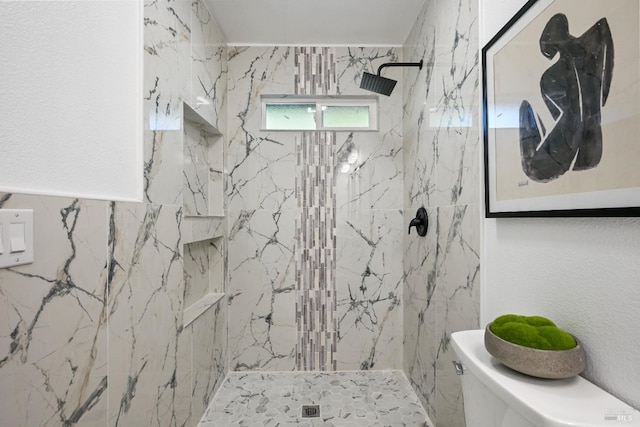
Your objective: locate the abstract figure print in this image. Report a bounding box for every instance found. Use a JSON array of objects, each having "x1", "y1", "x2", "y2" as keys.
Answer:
[{"x1": 519, "y1": 14, "x2": 614, "y2": 183}]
